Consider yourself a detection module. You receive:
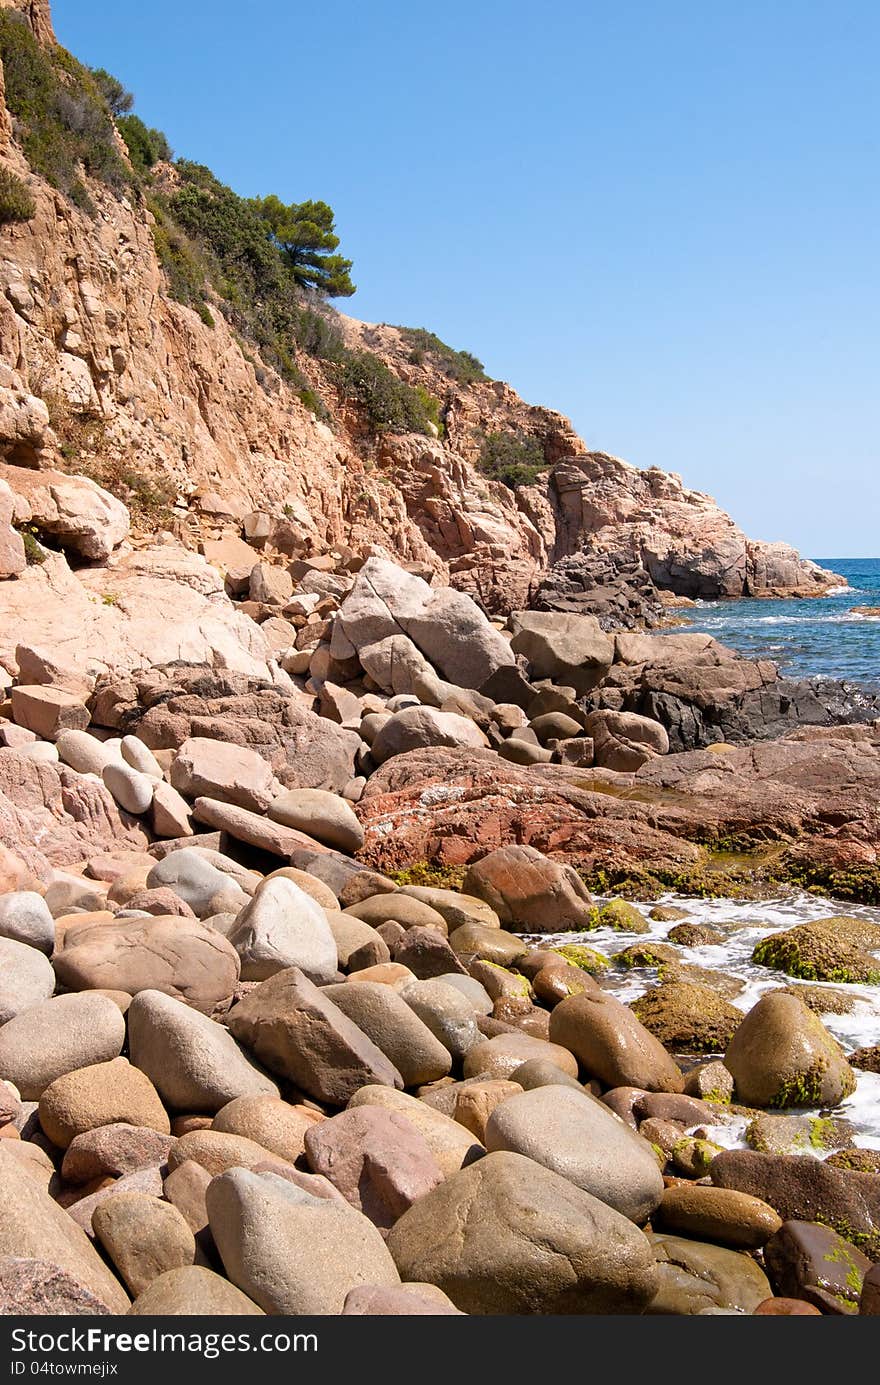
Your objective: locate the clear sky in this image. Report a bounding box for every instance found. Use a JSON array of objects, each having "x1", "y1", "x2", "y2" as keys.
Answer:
[{"x1": 51, "y1": 0, "x2": 879, "y2": 557}]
